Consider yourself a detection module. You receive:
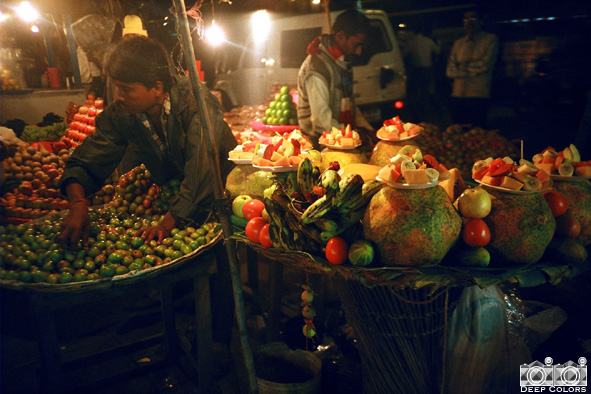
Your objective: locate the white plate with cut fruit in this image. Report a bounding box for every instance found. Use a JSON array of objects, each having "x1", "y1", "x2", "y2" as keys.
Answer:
[
  {"x1": 376, "y1": 146, "x2": 449, "y2": 189},
  {"x1": 228, "y1": 158, "x2": 252, "y2": 165},
  {"x1": 376, "y1": 133, "x2": 419, "y2": 142},
  {"x1": 474, "y1": 180, "x2": 549, "y2": 195},
  {"x1": 320, "y1": 143, "x2": 362, "y2": 151},
  {"x1": 531, "y1": 143, "x2": 591, "y2": 181},
  {"x1": 252, "y1": 164, "x2": 298, "y2": 173},
  {"x1": 376, "y1": 116, "x2": 422, "y2": 141},
  {"x1": 318, "y1": 125, "x2": 363, "y2": 149},
  {"x1": 376, "y1": 176, "x2": 439, "y2": 189},
  {"x1": 472, "y1": 156, "x2": 551, "y2": 194}
]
